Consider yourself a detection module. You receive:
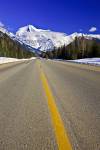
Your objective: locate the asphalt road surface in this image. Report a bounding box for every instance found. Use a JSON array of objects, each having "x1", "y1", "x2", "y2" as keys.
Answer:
[{"x1": 0, "y1": 59, "x2": 100, "y2": 150}]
